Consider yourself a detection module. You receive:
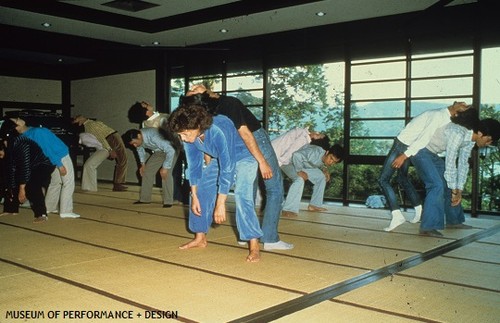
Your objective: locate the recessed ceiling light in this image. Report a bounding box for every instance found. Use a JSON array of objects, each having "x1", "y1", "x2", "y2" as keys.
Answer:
[
  {"x1": 219, "y1": 29, "x2": 228, "y2": 33},
  {"x1": 41, "y1": 22, "x2": 51, "y2": 27},
  {"x1": 316, "y1": 12, "x2": 326, "y2": 17}
]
